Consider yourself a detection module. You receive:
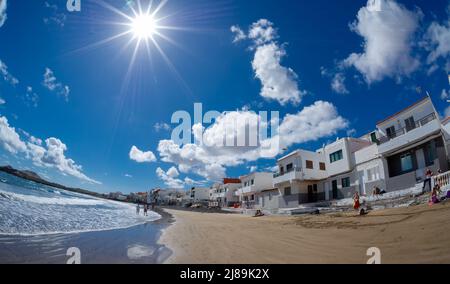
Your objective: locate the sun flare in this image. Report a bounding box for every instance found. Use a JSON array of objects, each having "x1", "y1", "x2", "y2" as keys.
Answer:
[{"x1": 131, "y1": 14, "x2": 157, "y2": 40}]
